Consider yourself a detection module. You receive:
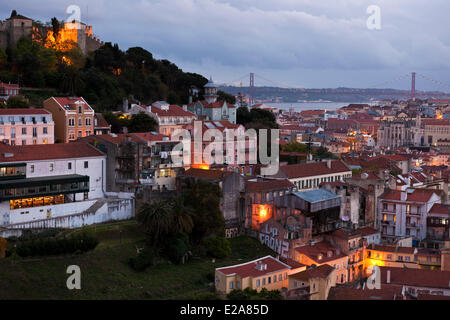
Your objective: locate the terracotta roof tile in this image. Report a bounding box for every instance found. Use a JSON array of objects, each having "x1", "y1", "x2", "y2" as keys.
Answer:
[
  {"x1": 245, "y1": 178, "x2": 294, "y2": 193},
  {"x1": 328, "y1": 286, "x2": 403, "y2": 300},
  {"x1": 379, "y1": 266, "x2": 450, "y2": 289},
  {"x1": 216, "y1": 256, "x2": 290, "y2": 278},
  {"x1": 428, "y1": 203, "x2": 450, "y2": 216},
  {"x1": 279, "y1": 160, "x2": 350, "y2": 179},
  {"x1": 290, "y1": 264, "x2": 334, "y2": 281},
  {"x1": 295, "y1": 241, "x2": 347, "y2": 264},
  {"x1": 0, "y1": 142, "x2": 104, "y2": 162},
  {"x1": 150, "y1": 105, "x2": 196, "y2": 118},
  {"x1": 184, "y1": 168, "x2": 233, "y2": 180},
  {"x1": 0, "y1": 108, "x2": 50, "y2": 115}
]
